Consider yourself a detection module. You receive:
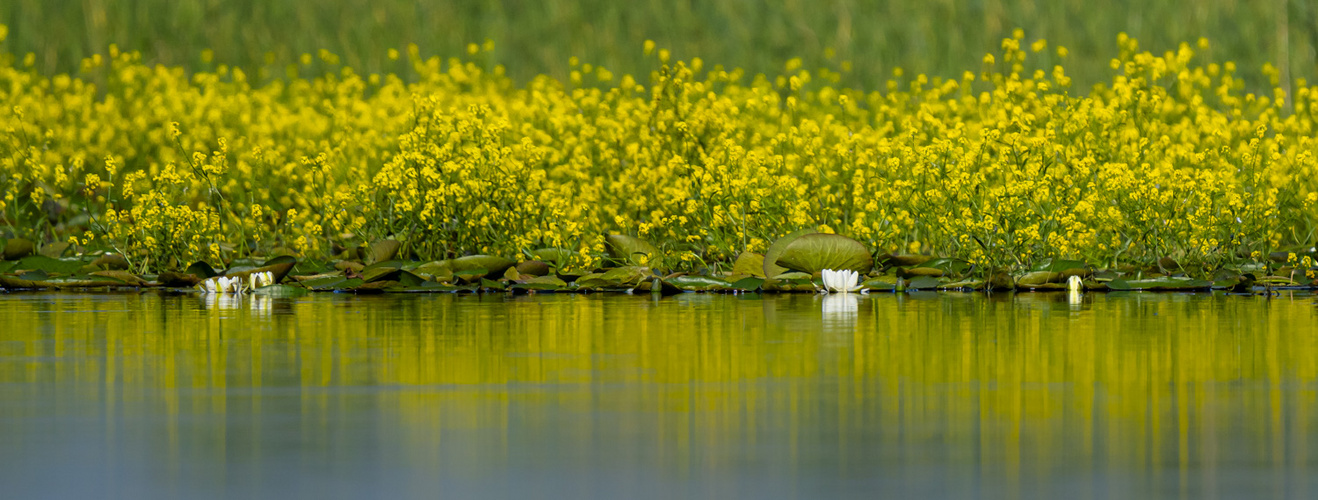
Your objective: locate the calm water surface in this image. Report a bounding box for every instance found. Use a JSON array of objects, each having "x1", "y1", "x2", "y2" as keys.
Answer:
[{"x1": 1, "y1": 290, "x2": 1316, "y2": 499}]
